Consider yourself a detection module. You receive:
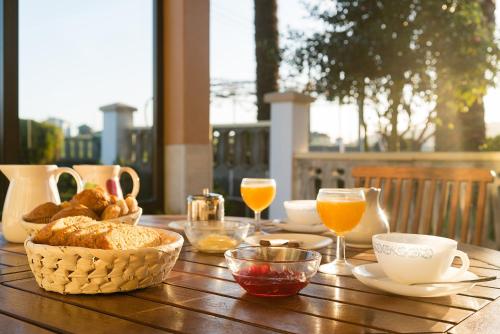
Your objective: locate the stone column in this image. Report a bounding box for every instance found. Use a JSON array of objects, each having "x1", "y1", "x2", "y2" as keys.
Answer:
[
  {"x1": 162, "y1": 0, "x2": 212, "y2": 213},
  {"x1": 99, "y1": 103, "x2": 136, "y2": 165},
  {"x1": 265, "y1": 92, "x2": 314, "y2": 219}
]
